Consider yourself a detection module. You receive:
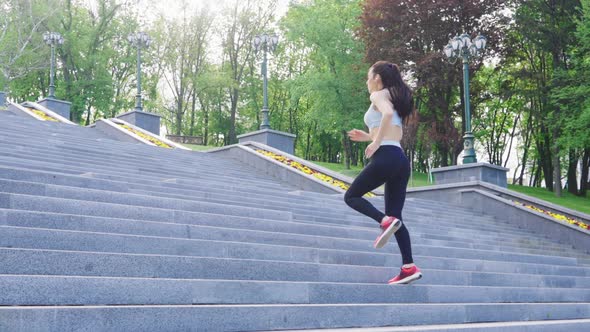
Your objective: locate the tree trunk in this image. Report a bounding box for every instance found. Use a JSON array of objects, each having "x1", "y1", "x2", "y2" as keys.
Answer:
[
  {"x1": 550, "y1": 34, "x2": 564, "y2": 196},
  {"x1": 351, "y1": 142, "x2": 358, "y2": 167},
  {"x1": 579, "y1": 148, "x2": 589, "y2": 197},
  {"x1": 518, "y1": 116, "x2": 533, "y2": 186},
  {"x1": 552, "y1": 129, "x2": 561, "y2": 196},
  {"x1": 228, "y1": 88, "x2": 238, "y2": 144},
  {"x1": 529, "y1": 159, "x2": 537, "y2": 187},
  {"x1": 84, "y1": 104, "x2": 92, "y2": 126},
  {"x1": 535, "y1": 157, "x2": 544, "y2": 187},
  {"x1": 504, "y1": 113, "x2": 520, "y2": 168},
  {"x1": 203, "y1": 105, "x2": 209, "y2": 146},
  {"x1": 567, "y1": 149, "x2": 579, "y2": 195},
  {"x1": 439, "y1": 145, "x2": 449, "y2": 167},
  {"x1": 305, "y1": 125, "x2": 312, "y2": 160},
  {"x1": 189, "y1": 92, "x2": 196, "y2": 137},
  {"x1": 175, "y1": 101, "x2": 183, "y2": 136},
  {"x1": 342, "y1": 130, "x2": 351, "y2": 170},
  {"x1": 538, "y1": 127, "x2": 553, "y2": 191},
  {"x1": 512, "y1": 163, "x2": 521, "y2": 185}
]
